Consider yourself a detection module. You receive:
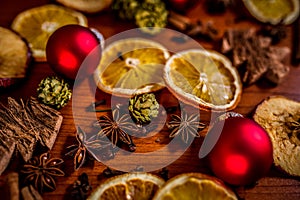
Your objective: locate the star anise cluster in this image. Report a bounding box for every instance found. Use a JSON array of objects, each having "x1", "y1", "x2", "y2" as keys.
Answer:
[
  {"x1": 94, "y1": 107, "x2": 140, "y2": 152},
  {"x1": 167, "y1": 110, "x2": 206, "y2": 143},
  {"x1": 20, "y1": 152, "x2": 65, "y2": 193},
  {"x1": 66, "y1": 127, "x2": 114, "y2": 171}
]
